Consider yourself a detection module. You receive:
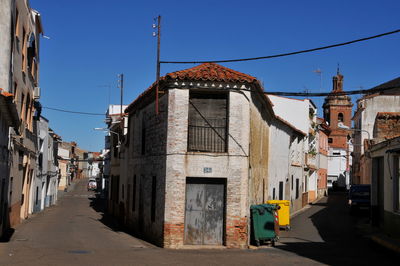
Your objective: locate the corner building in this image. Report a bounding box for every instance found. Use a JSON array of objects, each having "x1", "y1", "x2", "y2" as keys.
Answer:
[{"x1": 121, "y1": 63, "x2": 275, "y2": 248}]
